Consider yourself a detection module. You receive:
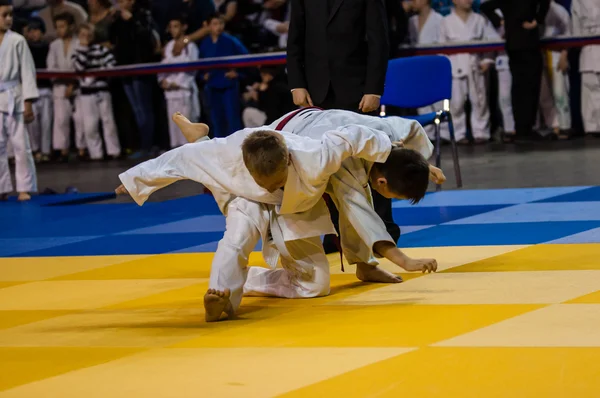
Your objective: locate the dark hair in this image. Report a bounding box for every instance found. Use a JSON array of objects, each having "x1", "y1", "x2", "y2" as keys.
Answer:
[
  {"x1": 259, "y1": 65, "x2": 278, "y2": 76},
  {"x1": 372, "y1": 148, "x2": 430, "y2": 204},
  {"x1": 53, "y1": 12, "x2": 75, "y2": 26},
  {"x1": 96, "y1": 0, "x2": 112, "y2": 9},
  {"x1": 168, "y1": 13, "x2": 188, "y2": 26},
  {"x1": 206, "y1": 12, "x2": 225, "y2": 24},
  {"x1": 242, "y1": 130, "x2": 288, "y2": 176},
  {"x1": 27, "y1": 16, "x2": 46, "y2": 34}
]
